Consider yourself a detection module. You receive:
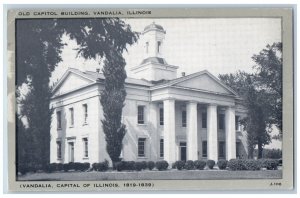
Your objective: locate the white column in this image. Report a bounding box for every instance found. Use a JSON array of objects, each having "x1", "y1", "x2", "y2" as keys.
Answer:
[
  {"x1": 225, "y1": 106, "x2": 236, "y2": 160},
  {"x1": 163, "y1": 99, "x2": 176, "y2": 164},
  {"x1": 207, "y1": 104, "x2": 218, "y2": 162},
  {"x1": 149, "y1": 103, "x2": 159, "y2": 160},
  {"x1": 187, "y1": 101, "x2": 198, "y2": 160}
]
